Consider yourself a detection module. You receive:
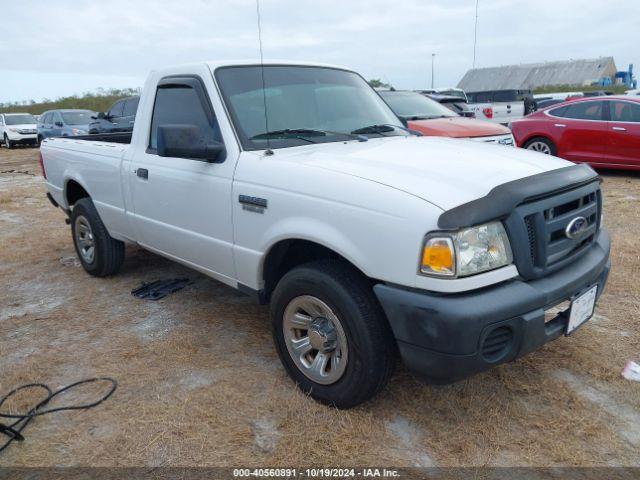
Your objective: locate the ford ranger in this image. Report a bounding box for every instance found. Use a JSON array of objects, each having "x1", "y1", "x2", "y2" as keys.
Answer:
[{"x1": 40, "y1": 61, "x2": 611, "y2": 408}]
